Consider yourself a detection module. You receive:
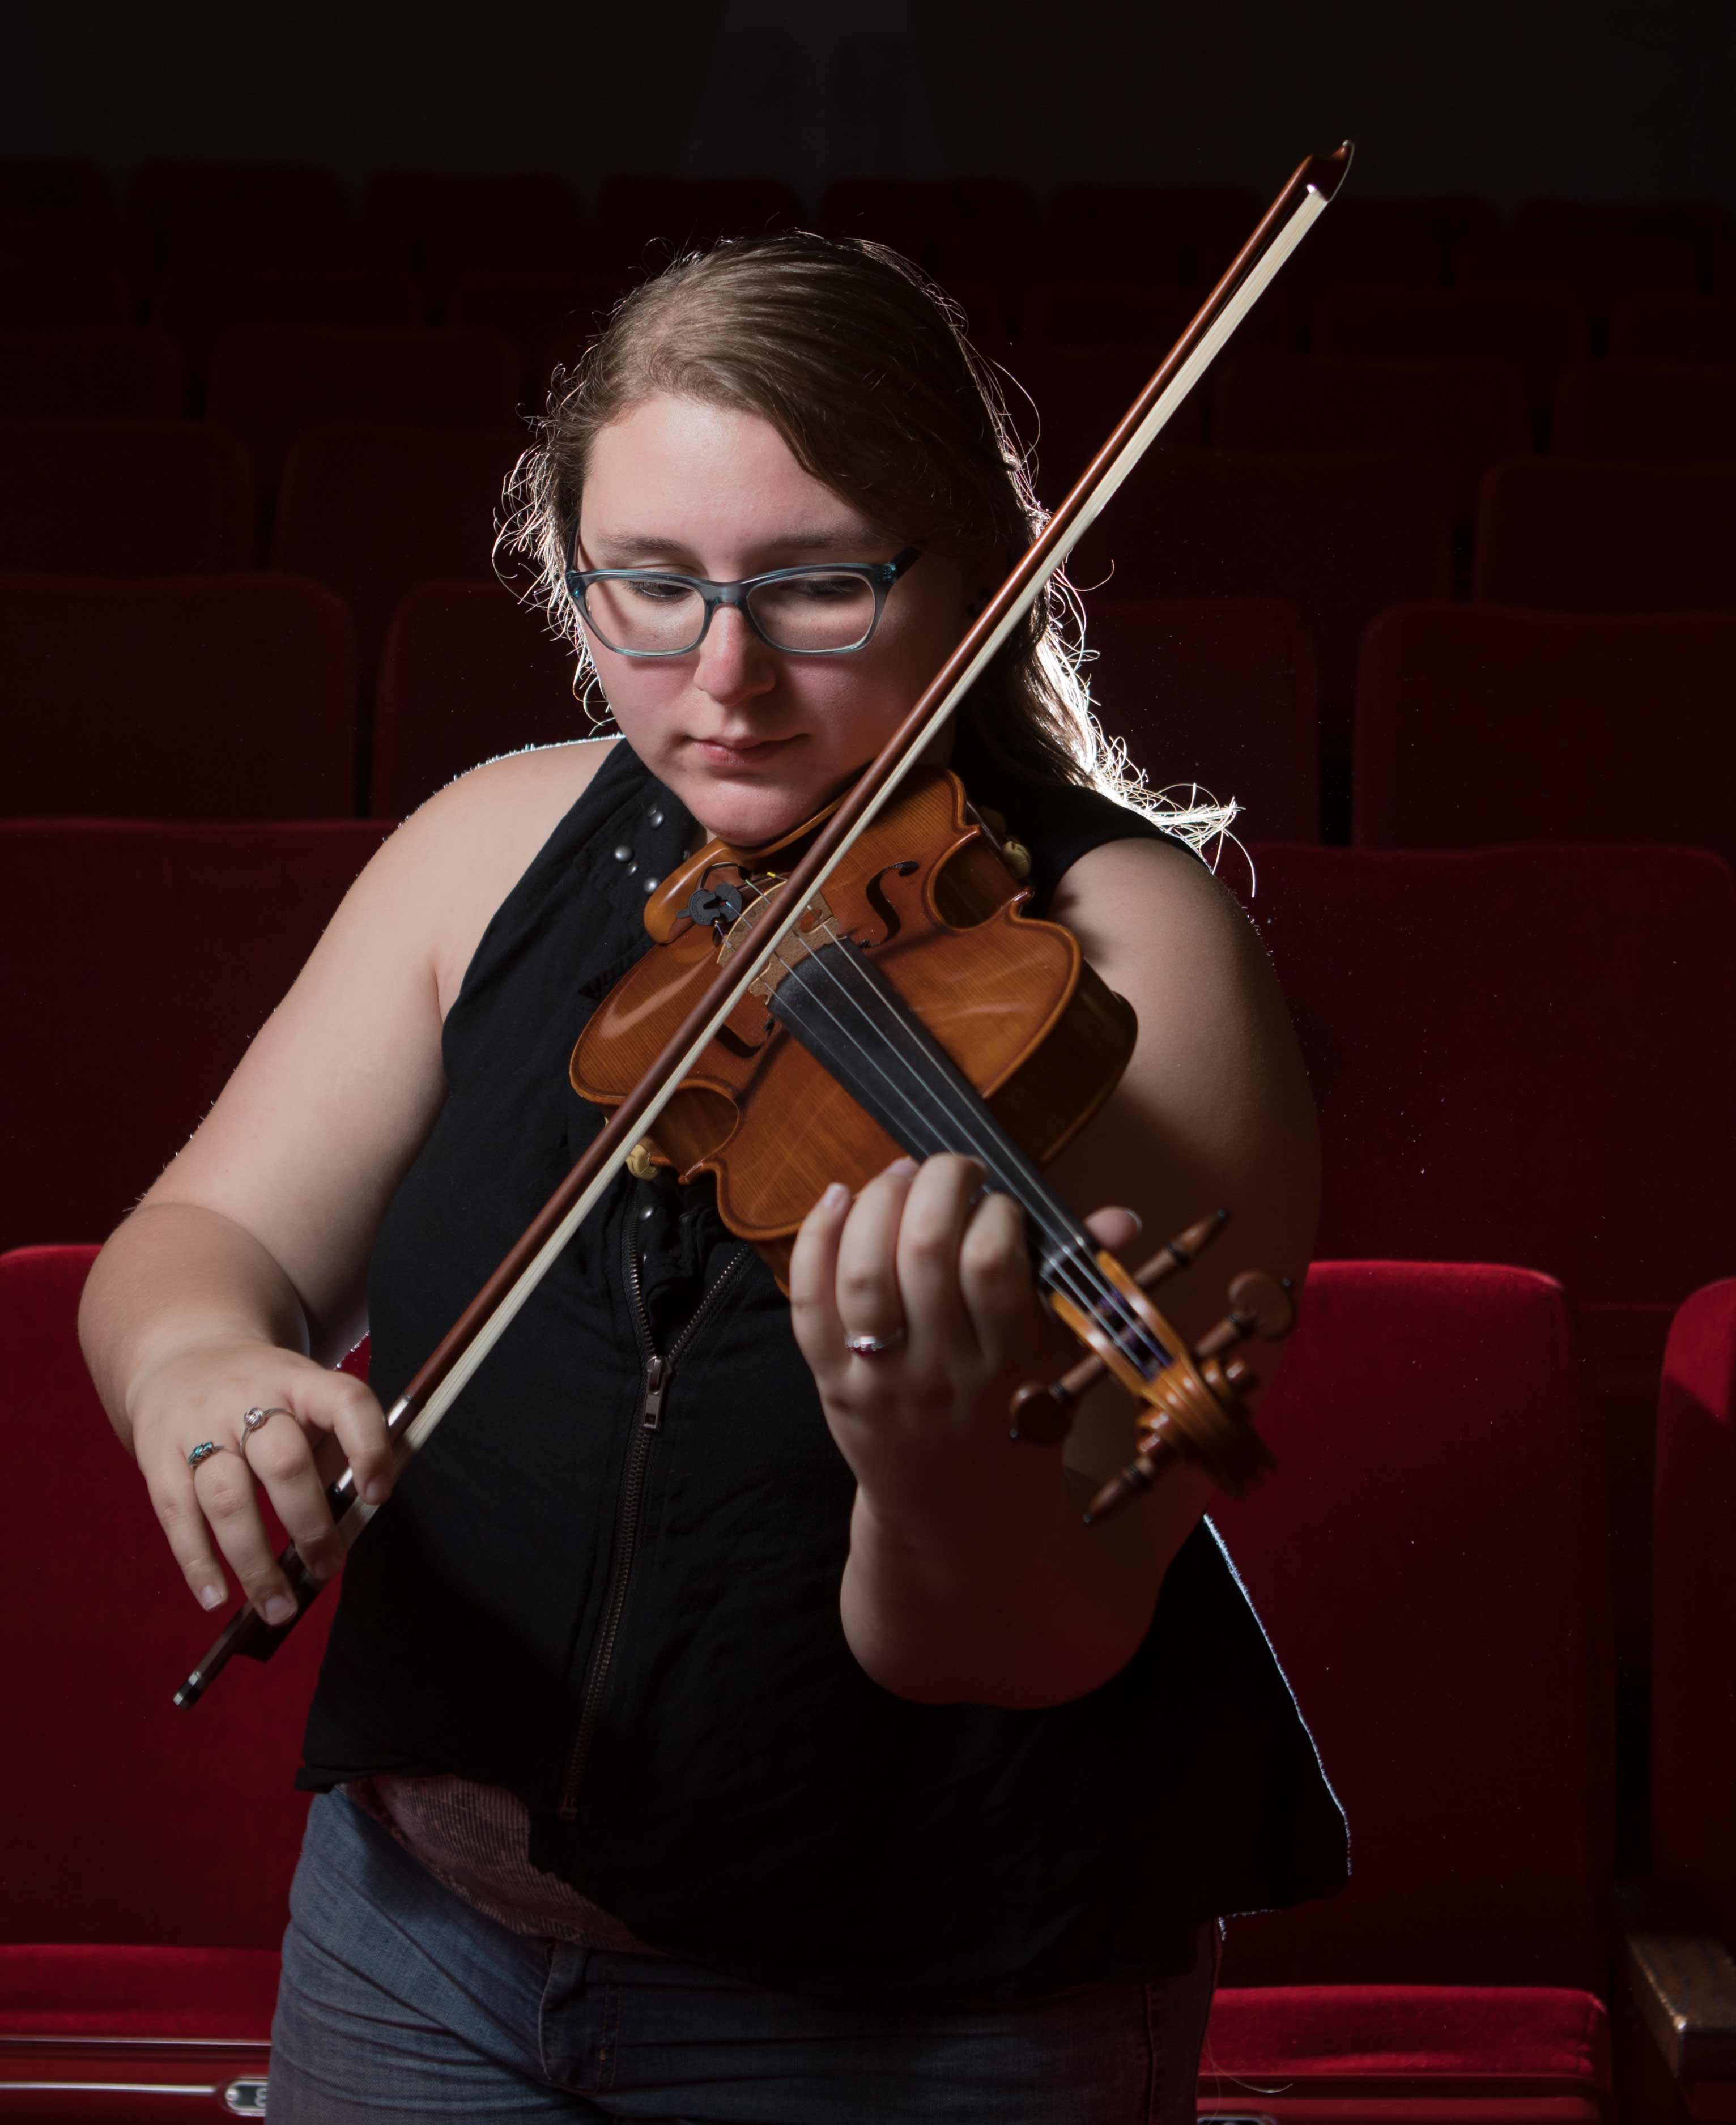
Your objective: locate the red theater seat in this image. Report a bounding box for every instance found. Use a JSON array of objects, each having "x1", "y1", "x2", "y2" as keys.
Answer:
[
  {"x1": 0, "y1": 157, "x2": 114, "y2": 217},
  {"x1": 0, "y1": 1245, "x2": 348, "y2": 2109},
  {"x1": 1, "y1": 574, "x2": 355, "y2": 818},
  {"x1": 364, "y1": 168, "x2": 585, "y2": 287},
  {"x1": 0, "y1": 1244, "x2": 336, "y2": 1942},
  {"x1": 594, "y1": 174, "x2": 801, "y2": 258},
  {"x1": 1611, "y1": 295, "x2": 1736, "y2": 363},
  {"x1": 207, "y1": 324, "x2": 518, "y2": 488},
  {"x1": 0, "y1": 261, "x2": 130, "y2": 327},
  {"x1": 0, "y1": 325, "x2": 184, "y2": 418},
  {"x1": 372, "y1": 581, "x2": 587, "y2": 816},
  {"x1": 1202, "y1": 1261, "x2": 1612, "y2": 2117},
  {"x1": 0, "y1": 1944, "x2": 278, "y2": 2119},
  {"x1": 1205, "y1": 1985, "x2": 1611, "y2": 2125},
  {"x1": 0, "y1": 420, "x2": 253, "y2": 573},
  {"x1": 271, "y1": 423, "x2": 524, "y2": 686},
  {"x1": 155, "y1": 265, "x2": 423, "y2": 378},
  {"x1": 1044, "y1": 182, "x2": 1260, "y2": 287},
  {"x1": 819, "y1": 177, "x2": 1038, "y2": 282},
  {"x1": 1083, "y1": 597, "x2": 1319, "y2": 842},
  {"x1": 1243, "y1": 839, "x2": 1736, "y2": 1694},
  {"x1": 1, "y1": 820, "x2": 389, "y2": 1250},
  {"x1": 1619, "y1": 1279, "x2": 1736, "y2": 2123},
  {"x1": 1072, "y1": 450, "x2": 1452, "y2": 755},
  {"x1": 127, "y1": 158, "x2": 360, "y2": 276},
  {"x1": 1314, "y1": 282, "x2": 1590, "y2": 414},
  {"x1": 1006, "y1": 341, "x2": 1207, "y2": 497},
  {"x1": 1354, "y1": 604, "x2": 1736, "y2": 867},
  {"x1": 1474, "y1": 459, "x2": 1736, "y2": 612},
  {"x1": 1460, "y1": 202, "x2": 1717, "y2": 300},
  {"x1": 1651, "y1": 1279, "x2": 1736, "y2": 1940},
  {"x1": 1552, "y1": 360, "x2": 1736, "y2": 459},
  {"x1": 1214, "y1": 354, "x2": 1530, "y2": 519}
]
